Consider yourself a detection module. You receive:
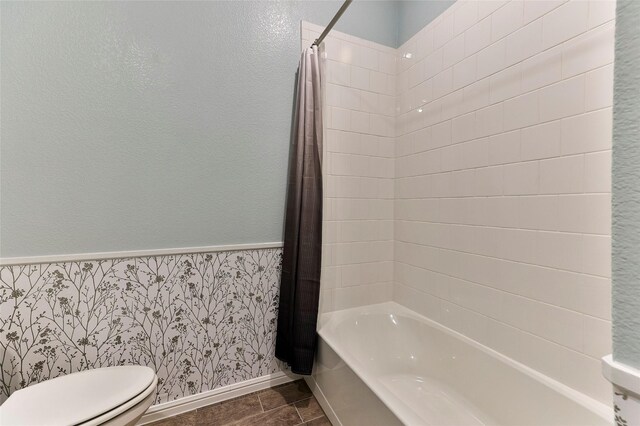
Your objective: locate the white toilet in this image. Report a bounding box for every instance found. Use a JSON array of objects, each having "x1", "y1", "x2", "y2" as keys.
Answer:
[{"x1": 0, "y1": 366, "x2": 158, "y2": 426}]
